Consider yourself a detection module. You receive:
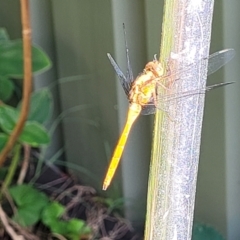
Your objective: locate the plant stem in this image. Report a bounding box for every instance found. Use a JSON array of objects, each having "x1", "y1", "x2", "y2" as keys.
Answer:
[
  {"x1": 0, "y1": 0, "x2": 32, "y2": 166},
  {"x1": 145, "y1": 0, "x2": 215, "y2": 239},
  {"x1": 1, "y1": 144, "x2": 21, "y2": 198}
]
